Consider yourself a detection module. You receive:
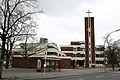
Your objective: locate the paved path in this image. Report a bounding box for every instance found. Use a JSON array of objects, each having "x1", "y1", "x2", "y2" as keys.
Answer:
[{"x1": 2, "y1": 68, "x2": 119, "y2": 79}]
